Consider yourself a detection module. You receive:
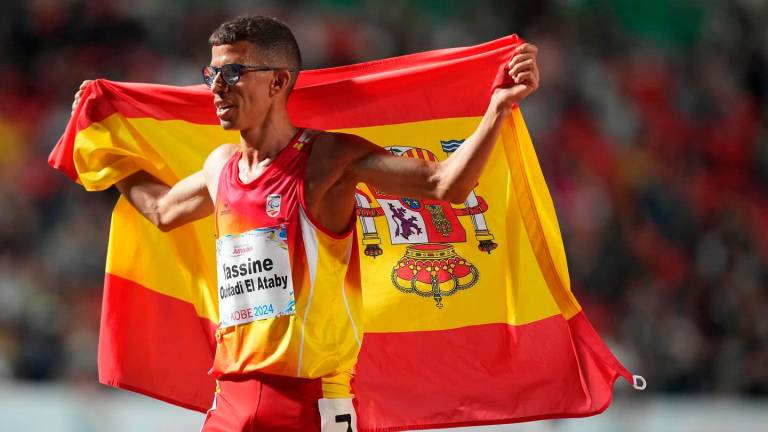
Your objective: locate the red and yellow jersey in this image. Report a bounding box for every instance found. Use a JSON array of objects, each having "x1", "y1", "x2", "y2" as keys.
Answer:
[{"x1": 212, "y1": 129, "x2": 362, "y2": 397}]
